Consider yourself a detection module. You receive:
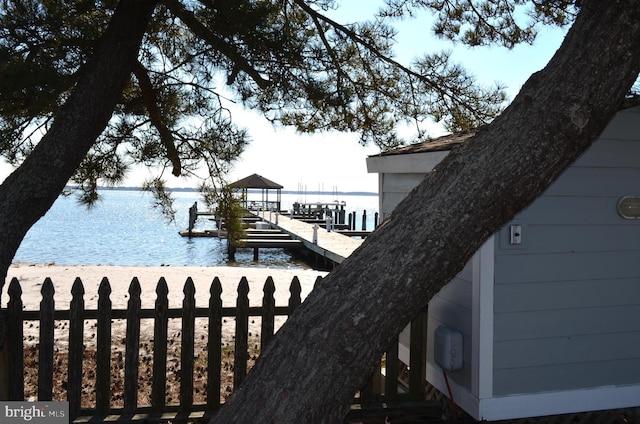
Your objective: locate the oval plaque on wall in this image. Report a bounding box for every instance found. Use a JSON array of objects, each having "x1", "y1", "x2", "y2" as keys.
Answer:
[{"x1": 617, "y1": 196, "x2": 640, "y2": 219}]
